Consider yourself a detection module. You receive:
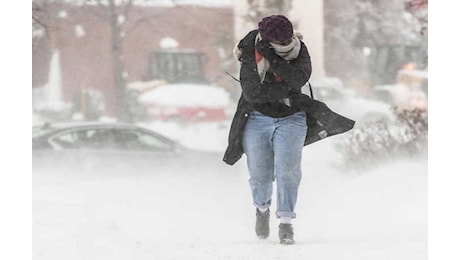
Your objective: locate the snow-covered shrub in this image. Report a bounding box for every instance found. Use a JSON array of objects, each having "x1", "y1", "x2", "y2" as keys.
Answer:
[
  {"x1": 336, "y1": 108, "x2": 428, "y2": 168},
  {"x1": 394, "y1": 108, "x2": 428, "y2": 155}
]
